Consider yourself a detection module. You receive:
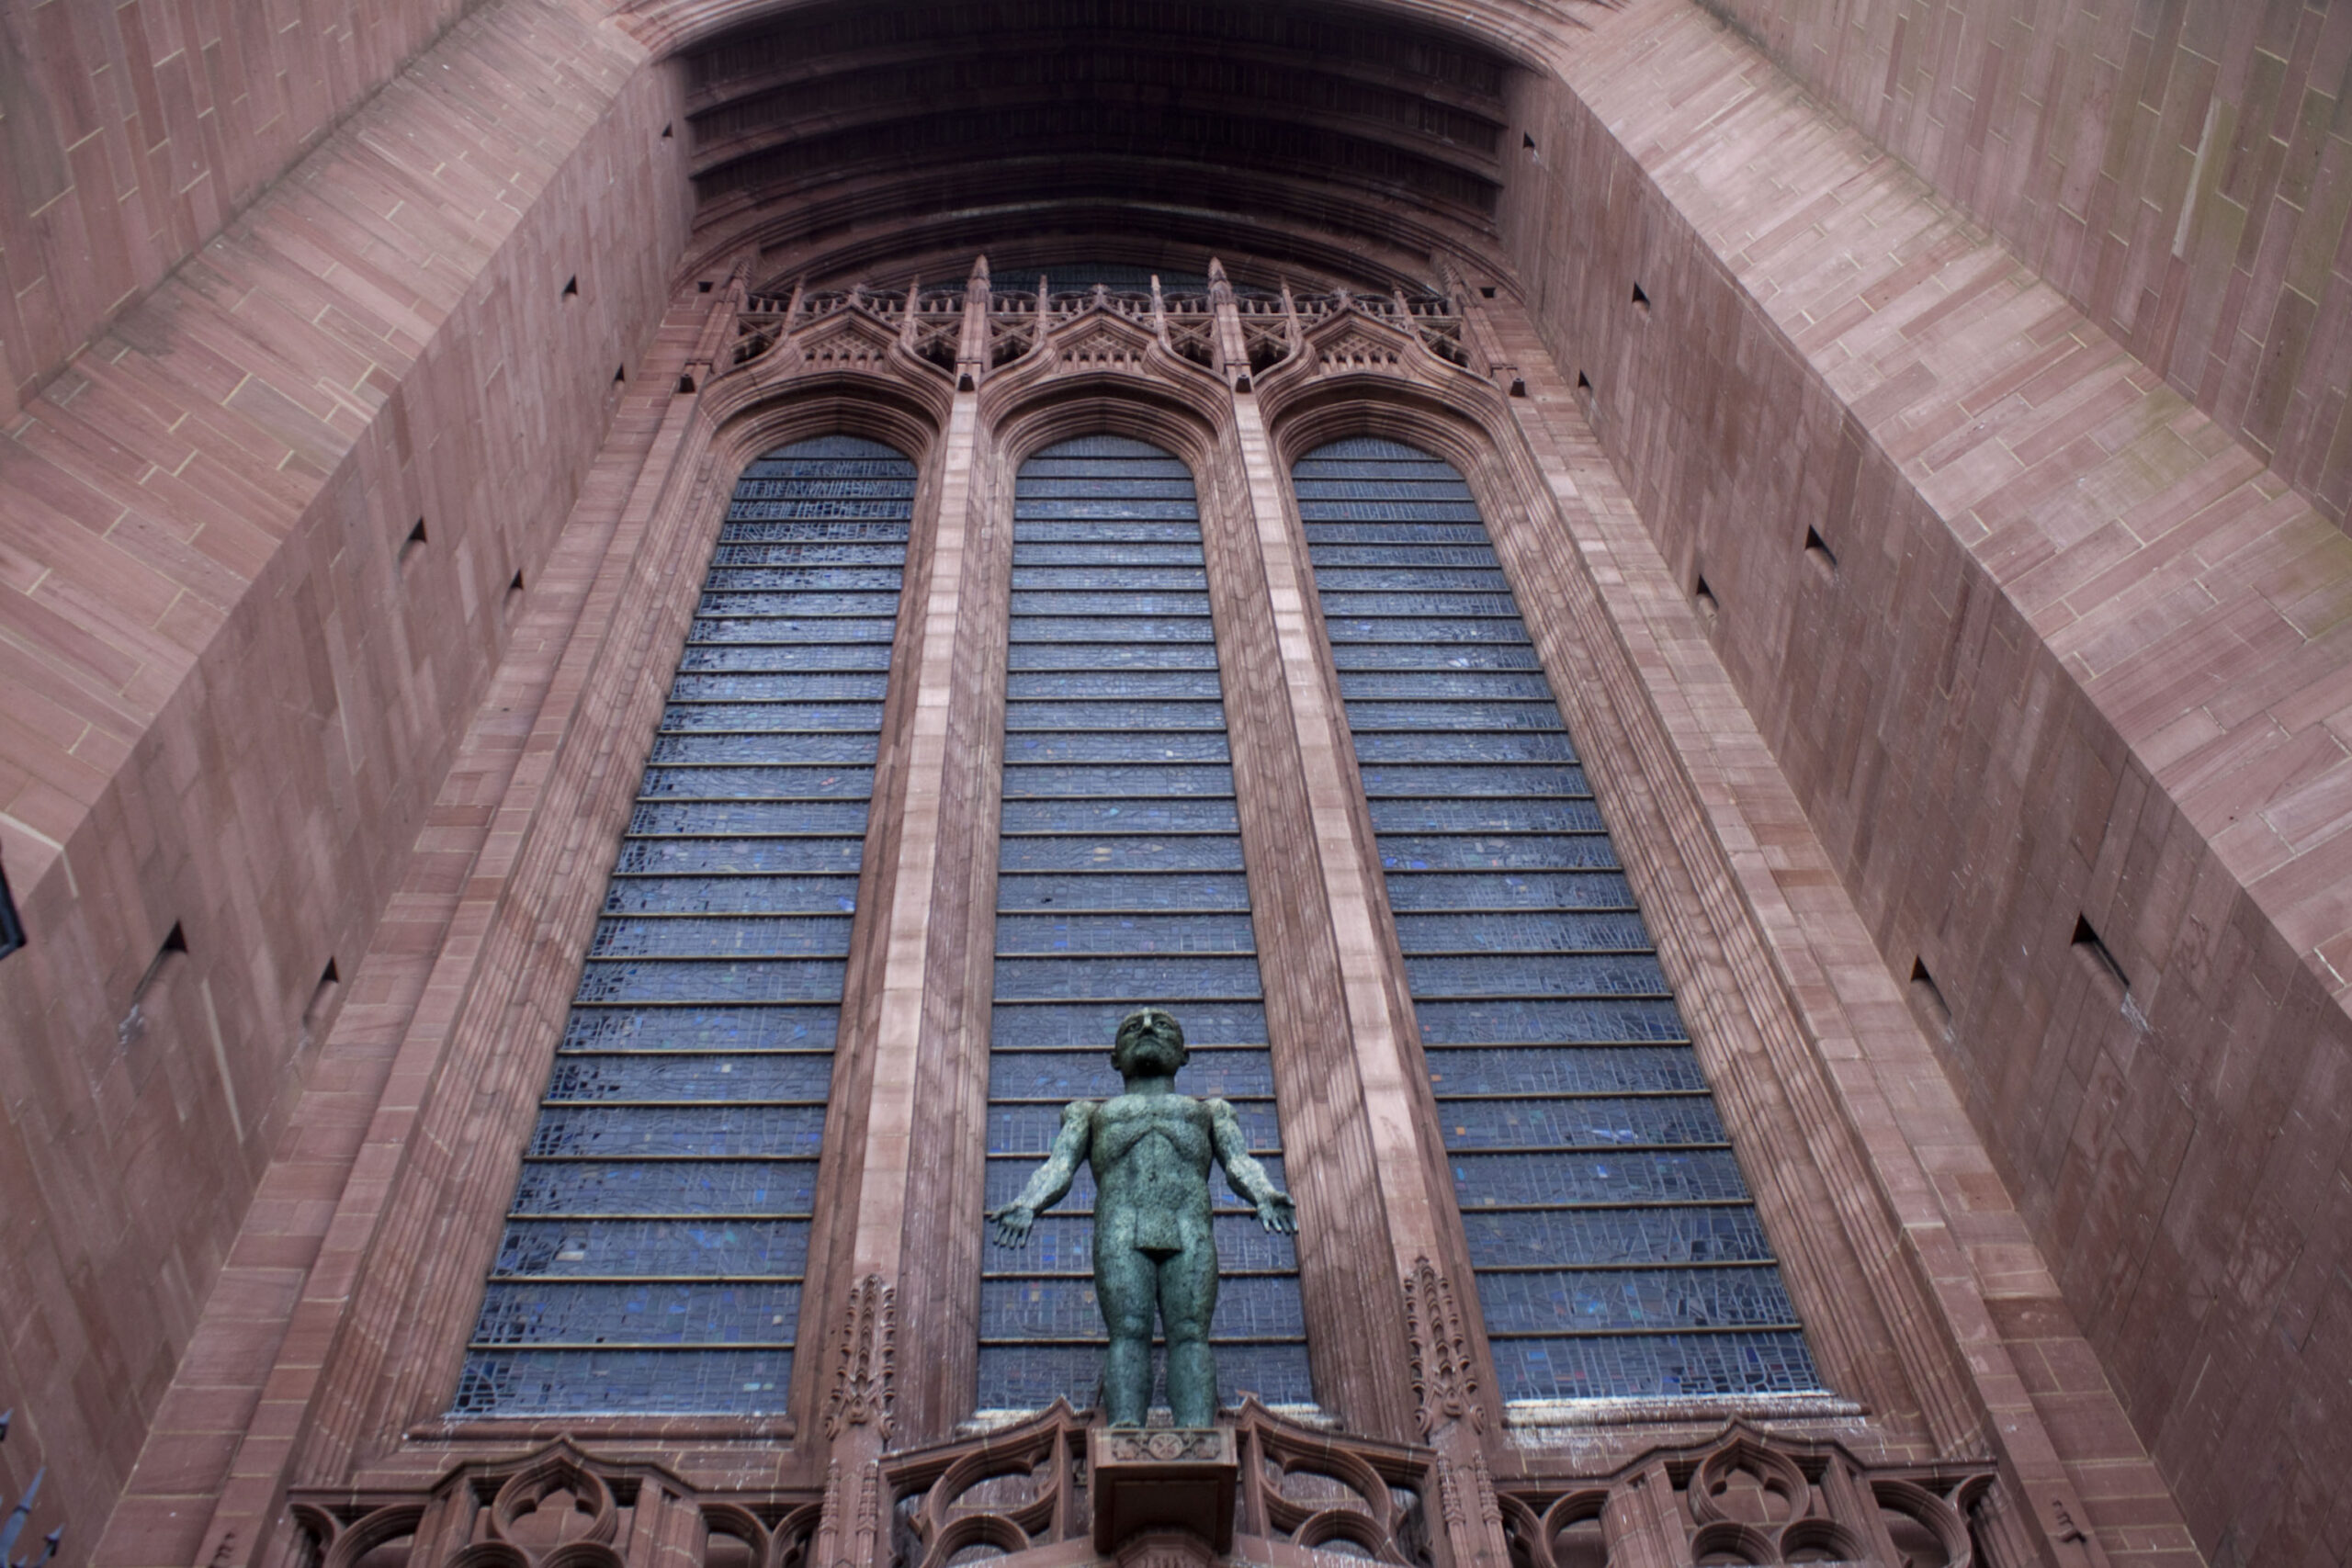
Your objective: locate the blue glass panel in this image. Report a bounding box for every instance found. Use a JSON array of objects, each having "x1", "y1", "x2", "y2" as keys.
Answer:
[
  {"x1": 1458, "y1": 1207, "x2": 1776, "y2": 1268},
  {"x1": 591, "y1": 915, "x2": 854, "y2": 957},
  {"x1": 545, "y1": 1053, "x2": 836, "y2": 1101},
  {"x1": 1012, "y1": 616, "x2": 1220, "y2": 642},
  {"x1": 1011, "y1": 643, "x2": 1220, "y2": 670},
  {"x1": 994, "y1": 912, "x2": 1259, "y2": 953},
  {"x1": 1421, "y1": 1045, "x2": 1707, "y2": 1096},
  {"x1": 983, "y1": 436, "x2": 1309, "y2": 1414},
  {"x1": 1000, "y1": 798, "x2": 1240, "y2": 833},
  {"x1": 1381, "y1": 871, "x2": 1636, "y2": 912},
  {"x1": 509, "y1": 1159, "x2": 820, "y2": 1216},
  {"x1": 494, "y1": 1218, "x2": 813, "y2": 1278},
  {"x1": 1368, "y1": 799, "x2": 1604, "y2": 835},
  {"x1": 1446, "y1": 1150, "x2": 1754, "y2": 1205},
  {"x1": 691, "y1": 615, "x2": 898, "y2": 643},
  {"x1": 988, "y1": 1045, "x2": 1274, "y2": 1100},
  {"x1": 1488, "y1": 1333, "x2": 1818, "y2": 1402},
  {"x1": 614, "y1": 838, "x2": 869, "y2": 875},
  {"x1": 1016, "y1": 545, "x2": 1204, "y2": 566},
  {"x1": 574, "y1": 959, "x2": 846, "y2": 1005},
  {"x1": 1330, "y1": 641, "x2": 1544, "y2": 670},
  {"x1": 1016, "y1": 521, "x2": 1204, "y2": 543},
  {"x1": 649, "y1": 732, "x2": 880, "y2": 765},
  {"x1": 1337, "y1": 671, "x2": 1553, "y2": 699},
  {"x1": 1376, "y1": 835, "x2": 1618, "y2": 873},
  {"x1": 1358, "y1": 763, "x2": 1588, "y2": 796},
  {"x1": 450, "y1": 1349, "x2": 791, "y2": 1416},
  {"x1": 1392, "y1": 910, "x2": 1657, "y2": 959},
  {"x1": 1001, "y1": 731, "x2": 1230, "y2": 763},
  {"x1": 998, "y1": 872, "x2": 1252, "y2": 911},
  {"x1": 458, "y1": 436, "x2": 913, "y2": 1416},
  {"x1": 639, "y1": 765, "x2": 878, "y2": 797},
  {"x1": 660, "y1": 702, "x2": 886, "y2": 732},
  {"x1": 1414, "y1": 998, "x2": 1688, "y2": 1044},
  {"x1": 1006, "y1": 700, "x2": 1227, "y2": 730},
  {"x1": 992, "y1": 1000, "x2": 1267, "y2": 1050},
  {"x1": 603, "y1": 877, "x2": 860, "y2": 916},
  {"x1": 1472, "y1": 1268, "x2": 1796, "y2": 1334},
  {"x1": 672, "y1": 673, "x2": 889, "y2": 701},
  {"x1": 1401, "y1": 953, "x2": 1672, "y2": 998},
  {"x1": 1315, "y1": 568, "x2": 1513, "y2": 592},
  {"x1": 1433, "y1": 1096, "x2": 1726, "y2": 1149},
  {"x1": 1012, "y1": 567, "x2": 1206, "y2": 589},
  {"x1": 679, "y1": 642, "x2": 893, "y2": 672},
  {"x1": 992, "y1": 954, "x2": 1264, "y2": 999},
  {"x1": 1310, "y1": 546, "x2": 1502, "y2": 568},
  {"x1": 1007, "y1": 671, "x2": 1226, "y2": 699},
  {"x1": 1351, "y1": 730, "x2": 1577, "y2": 763},
  {"x1": 1295, "y1": 436, "x2": 1820, "y2": 1404},
  {"x1": 560, "y1": 1006, "x2": 840, "y2": 1050},
  {"x1": 527, "y1": 1104, "x2": 828, "y2": 1156},
  {"x1": 629, "y1": 802, "x2": 871, "y2": 835},
  {"x1": 999, "y1": 836, "x2": 1248, "y2": 874},
  {"x1": 471, "y1": 1280, "x2": 802, "y2": 1345},
  {"x1": 1003, "y1": 764, "x2": 1234, "y2": 796}
]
